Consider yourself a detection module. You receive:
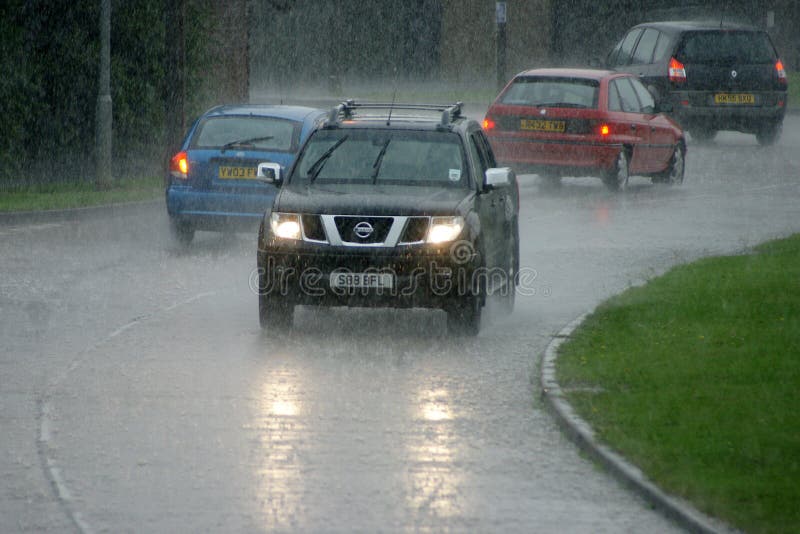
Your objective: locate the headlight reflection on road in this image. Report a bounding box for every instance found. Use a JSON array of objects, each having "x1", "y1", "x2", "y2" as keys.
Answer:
[
  {"x1": 406, "y1": 384, "x2": 463, "y2": 519},
  {"x1": 255, "y1": 366, "x2": 305, "y2": 529}
]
